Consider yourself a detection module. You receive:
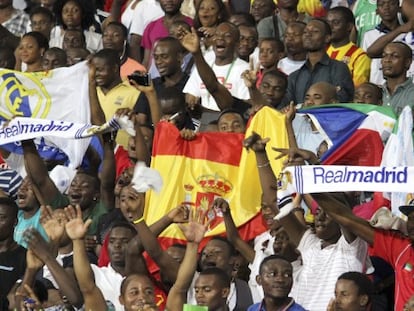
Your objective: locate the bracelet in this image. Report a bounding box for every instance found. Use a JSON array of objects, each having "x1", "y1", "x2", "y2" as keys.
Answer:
[
  {"x1": 133, "y1": 216, "x2": 145, "y2": 224},
  {"x1": 257, "y1": 161, "x2": 270, "y2": 168}
]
